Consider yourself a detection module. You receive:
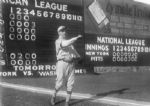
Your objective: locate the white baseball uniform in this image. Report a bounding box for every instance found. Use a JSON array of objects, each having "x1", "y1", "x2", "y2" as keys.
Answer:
[{"x1": 55, "y1": 38, "x2": 80, "y2": 92}]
